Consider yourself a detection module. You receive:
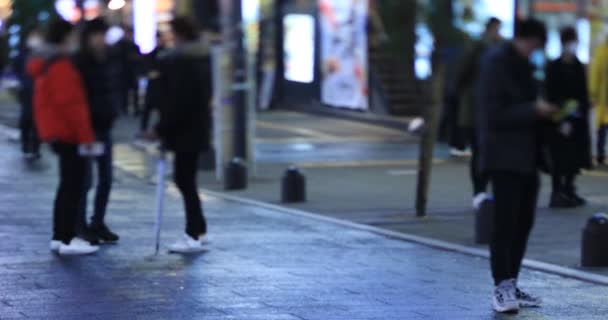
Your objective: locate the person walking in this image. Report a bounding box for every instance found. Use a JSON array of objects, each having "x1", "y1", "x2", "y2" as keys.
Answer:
[
  {"x1": 29, "y1": 19, "x2": 99, "y2": 255},
  {"x1": 152, "y1": 17, "x2": 211, "y2": 253},
  {"x1": 14, "y1": 29, "x2": 43, "y2": 160},
  {"x1": 73, "y1": 18, "x2": 121, "y2": 243},
  {"x1": 590, "y1": 34, "x2": 608, "y2": 165},
  {"x1": 476, "y1": 19, "x2": 556, "y2": 313},
  {"x1": 545, "y1": 26, "x2": 593, "y2": 208},
  {"x1": 456, "y1": 17, "x2": 503, "y2": 208}
]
